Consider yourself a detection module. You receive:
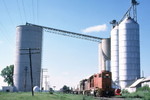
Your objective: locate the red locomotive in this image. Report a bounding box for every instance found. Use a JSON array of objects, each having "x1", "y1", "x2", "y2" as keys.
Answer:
[{"x1": 79, "y1": 71, "x2": 115, "y2": 97}]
